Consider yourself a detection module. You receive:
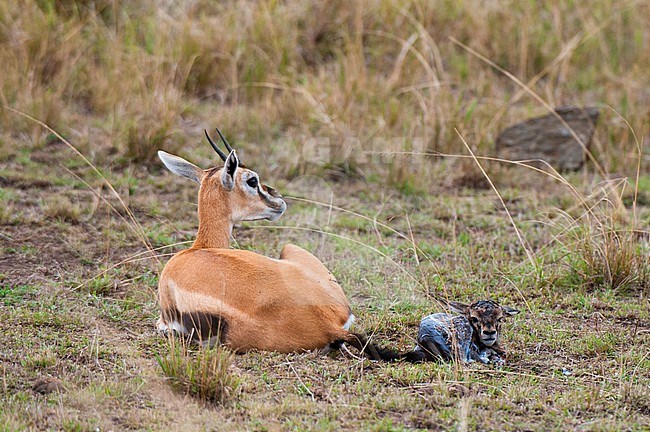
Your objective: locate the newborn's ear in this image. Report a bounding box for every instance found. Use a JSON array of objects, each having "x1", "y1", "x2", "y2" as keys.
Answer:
[
  {"x1": 446, "y1": 301, "x2": 469, "y2": 315},
  {"x1": 502, "y1": 306, "x2": 520, "y2": 317},
  {"x1": 158, "y1": 151, "x2": 204, "y2": 184}
]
